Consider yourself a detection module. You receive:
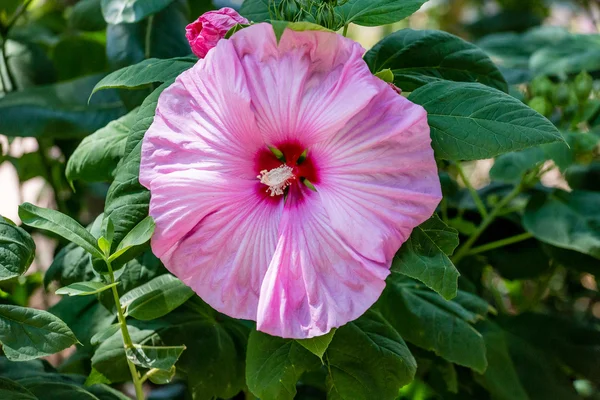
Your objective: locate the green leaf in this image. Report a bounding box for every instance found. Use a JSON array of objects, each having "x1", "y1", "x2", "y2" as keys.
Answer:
[
  {"x1": 476, "y1": 319, "x2": 582, "y2": 400},
  {"x1": 52, "y1": 36, "x2": 107, "y2": 81},
  {"x1": 121, "y1": 274, "x2": 194, "y2": 320},
  {"x1": 125, "y1": 344, "x2": 185, "y2": 371},
  {"x1": 66, "y1": 108, "x2": 139, "y2": 184},
  {"x1": 392, "y1": 215, "x2": 459, "y2": 300},
  {"x1": 246, "y1": 331, "x2": 320, "y2": 400},
  {"x1": 91, "y1": 57, "x2": 195, "y2": 96},
  {"x1": 90, "y1": 324, "x2": 121, "y2": 346},
  {"x1": 336, "y1": 0, "x2": 428, "y2": 27},
  {"x1": 92, "y1": 326, "x2": 159, "y2": 383},
  {"x1": 374, "y1": 68, "x2": 394, "y2": 83},
  {"x1": 566, "y1": 162, "x2": 600, "y2": 191},
  {"x1": 48, "y1": 296, "x2": 115, "y2": 349},
  {"x1": 56, "y1": 282, "x2": 120, "y2": 297},
  {"x1": 18, "y1": 203, "x2": 104, "y2": 260},
  {"x1": 0, "y1": 305, "x2": 79, "y2": 361},
  {"x1": 408, "y1": 81, "x2": 564, "y2": 160},
  {"x1": 364, "y1": 29, "x2": 508, "y2": 92},
  {"x1": 377, "y1": 276, "x2": 487, "y2": 372},
  {"x1": 101, "y1": 0, "x2": 175, "y2": 24},
  {"x1": 0, "y1": 216, "x2": 36, "y2": 281},
  {"x1": 523, "y1": 190, "x2": 600, "y2": 259},
  {"x1": 0, "y1": 377, "x2": 37, "y2": 400},
  {"x1": 296, "y1": 329, "x2": 336, "y2": 361},
  {"x1": 489, "y1": 147, "x2": 546, "y2": 183},
  {"x1": 325, "y1": 311, "x2": 416, "y2": 400},
  {"x1": 239, "y1": 0, "x2": 272, "y2": 22},
  {"x1": 20, "y1": 381, "x2": 100, "y2": 400},
  {"x1": 160, "y1": 301, "x2": 249, "y2": 399},
  {"x1": 0, "y1": 74, "x2": 126, "y2": 139},
  {"x1": 104, "y1": 81, "x2": 172, "y2": 252},
  {"x1": 530, "y1": 34, "x2": 600, "y2": 77},
  {"x1": 106, "y1": 0, "x2": 190, "y2": 70},
  {"x1": 147, "y1": 366, "x2": 176, "y2": 385},
  {"x1": 69, "y1": 0, "x2": 106, "y2": 31},
  {"x1": 108, "y1": 216, "x2": 155, "y2": 262}
]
